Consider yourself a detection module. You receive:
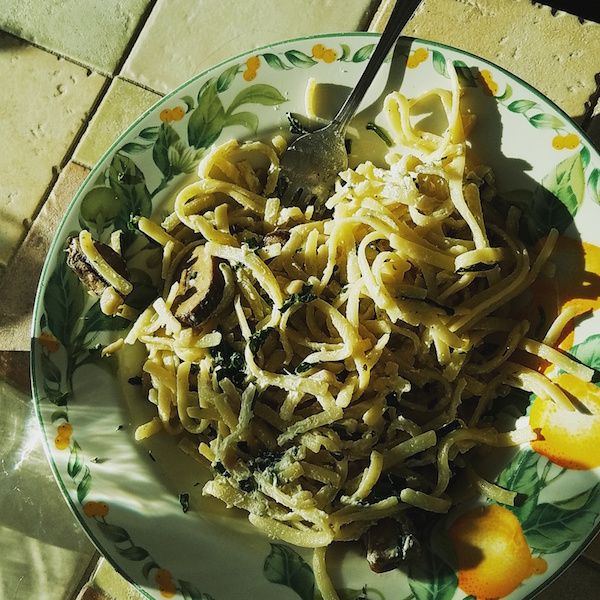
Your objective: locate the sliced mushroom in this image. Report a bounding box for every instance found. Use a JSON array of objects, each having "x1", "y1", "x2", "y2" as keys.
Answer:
[
  {"x1": 365, "y1": 516, "x2": 421, "y2": 573},
  {"x1": 171, "y1": 245, "x2": 225, "y2": 328},
  {"x1": 263, "y1": 228, "x2": 290, "y2": 246},
  {"x1": 66, "y1": 235, "x2": 130, "y2": 296}
]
